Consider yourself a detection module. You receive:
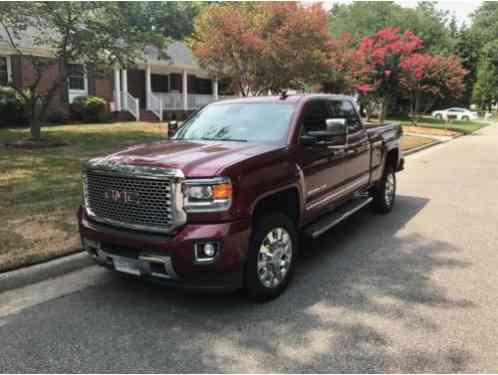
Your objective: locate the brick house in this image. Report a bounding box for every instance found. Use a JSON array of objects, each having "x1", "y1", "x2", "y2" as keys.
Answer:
[{"x1": 0, "y1": 30, "x2": 235, "y2": 121}]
